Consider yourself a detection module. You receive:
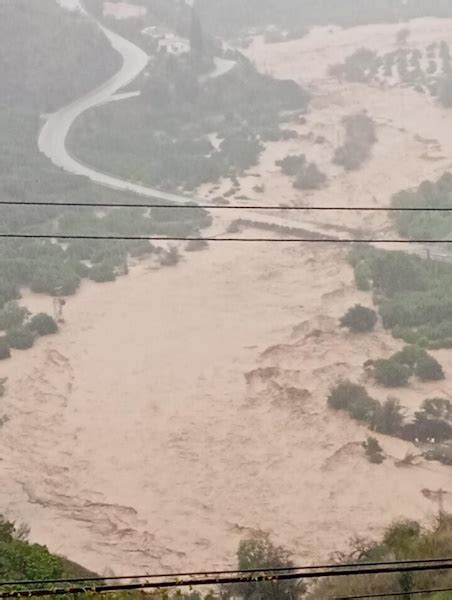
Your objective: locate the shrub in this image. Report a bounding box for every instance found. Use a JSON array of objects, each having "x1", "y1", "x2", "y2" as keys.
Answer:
[
  {"x1": 230, "y1": 531, "x2": 304, "y2": 600},
  {"x1": 7, "y1": 327, "x2": 34, "y2": 350},
  {"x1": 425, "y1": 445, "x2": 452, "y2": 466},
  {"x1": 422, "y1": 398, "x2": 452, "y2": 420},
  {"x1": 340, "y1": 304, "x2": 378, "y2": 333},
  {"x1": 88, "y1": 264, "x2": 116, "y2": 283},
  {"x1": 293, "y1": 162, "x2": 327, "y2": 190},
  {"x1": 401, "y1": 411, "x2": 452, "y2": 442},
  {"x1": 30, "y1": 265, "x2": 80, "y2": 296},
  {"x1": 185, "y1": 240, "x2": 209, "y2": 252},
  {"x1": 0, "y1": 339, "x2": 11, "y2": 360},
  {"x1": 0, "y1": 302, "x2": 29, "y2": 331},
  {"x1": 371, "y1": 398, "x2": 405, "y2": 435},
  {"x1": 275, "y1": 154, "x2": 306, "y2": 177},
  {"x1": 159, "y1": 246, "x2": 181, "y2": 267},
  {"x1": 414, "y1": 354, "x2": 445, "y2": 381},
  {"x1": 29, "y1": 314, "x2": 58, "y2": 336},
  {"x1": 363, "y1": 436, "x2": 385, "y2": 464},
  {"x1": 392, "y1": 345, "x2": 428, "y2": 368},
  {"x1": 374, "y1": 359, "x2": 411, "y2": 387},
  {"x1": 328, "y1": 380, "x2": 369, "y2": 410},
  {"x1": 328, "y1": 381, "x2": 379, "y2": 423}
]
